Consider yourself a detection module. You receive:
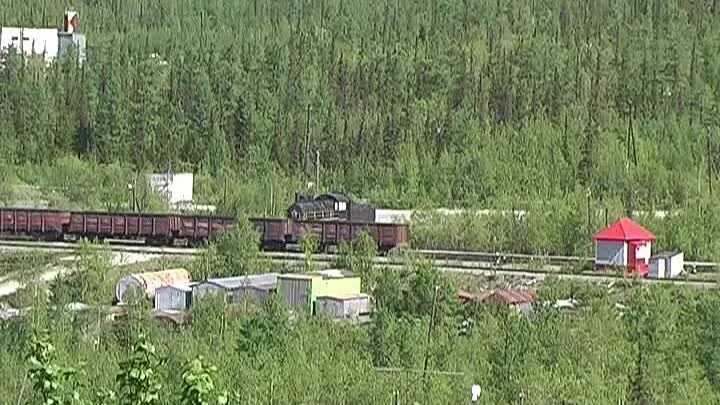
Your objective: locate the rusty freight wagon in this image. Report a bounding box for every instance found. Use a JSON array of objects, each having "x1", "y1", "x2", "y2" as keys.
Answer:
[
  {"x1": 285, "y1": 220, "x2": 409, "y2": 252},
  {"x1": 0, "y1": 208, "x2": 71, "y2": 240},
  {"x1": 249, "y1": 217, "x2": 288, "y2": 250},
  {"x1": 66, "y1": 211, "x2": 176, "y2": 245},
  {"x1": 172, "y1": 214, "x2": 236, "y2": 247}
]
